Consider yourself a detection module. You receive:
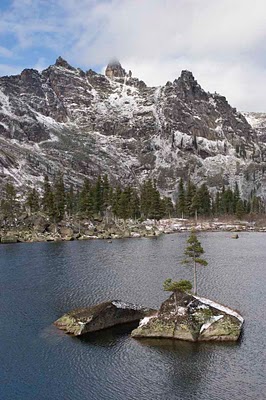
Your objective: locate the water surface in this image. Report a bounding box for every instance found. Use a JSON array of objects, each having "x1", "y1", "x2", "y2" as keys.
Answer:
[{"x1": 0, "y1": 232, "x2": 265, "y2": 400}]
